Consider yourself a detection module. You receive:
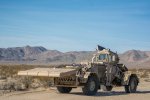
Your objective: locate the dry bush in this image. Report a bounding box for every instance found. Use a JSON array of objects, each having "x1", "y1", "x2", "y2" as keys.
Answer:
[
  {"x1": 140, "y1": 72, "x2": 149, "y2": 78},
  {"x1": 0, "y1": 77, "x2": 27, "y2": 91},
  {"x1": 0, "y1": 64, "x2": 57, "y2": 92},
  {"x1": 0, "y1": 76, "x2": 52, "y2": 92},
  {"x1": 138, "y1": 69, "x2": 150, "y2": 78},
  {"x1": 129, "y1": 69, "x2": 150, "y2": 78}
]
